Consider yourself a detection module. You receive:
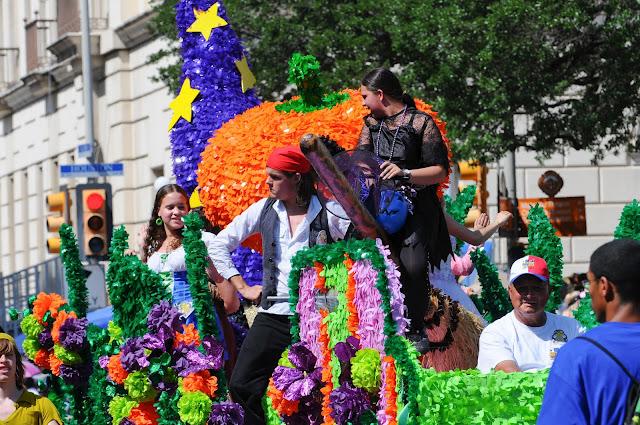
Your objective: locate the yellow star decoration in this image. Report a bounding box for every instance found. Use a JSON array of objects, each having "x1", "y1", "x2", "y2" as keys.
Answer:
[
  {"x1": 168, "y1": 78, "x2": 200, "y2": 131},
  {"x1": 186, "y1": 3, "x2": 228, "y2": 41},
  {"x1": 235, "y1": 56, "x2": 256, "y2": 93}
]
